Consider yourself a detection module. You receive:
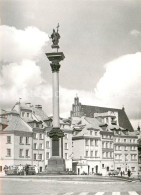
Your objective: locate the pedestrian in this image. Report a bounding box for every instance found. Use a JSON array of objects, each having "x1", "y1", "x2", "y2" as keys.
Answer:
[
  {"x1": 25, "y1": 165, "x2": 29, "y2": 175},
  {"x1": 18, "y1": 164, "x2": 23, "y2": 175},
  {"x1": 128, "y1": 169, "x2": 131, "y2": 177},
  {"x1": 120, "y1": 171, "x2": 122, "y2": 177},
  {"x1": 34, "y1": 165, "x2": 39, "y2": 175}
]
